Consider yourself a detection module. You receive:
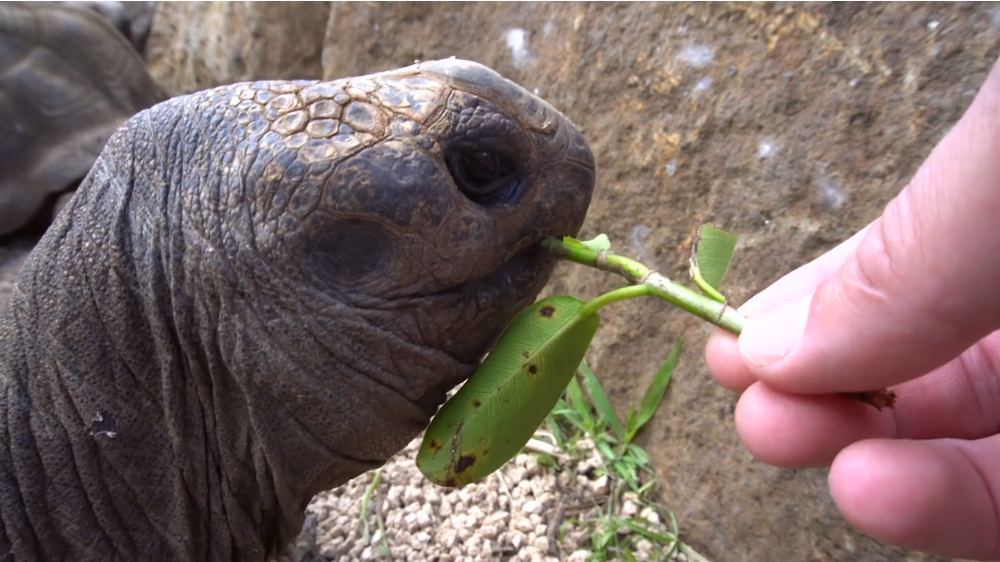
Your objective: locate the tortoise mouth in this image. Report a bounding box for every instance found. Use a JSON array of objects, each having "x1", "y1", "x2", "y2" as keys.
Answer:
[
  {"x1": 425, "y1": 238, "x2": 554, "y2": 310},
  {"x1": 470, "y1": 243, "x2": 553, "y2": 311},
  {"x1": 412, "y1": 240, "x2": 551, "y2": 383}
]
